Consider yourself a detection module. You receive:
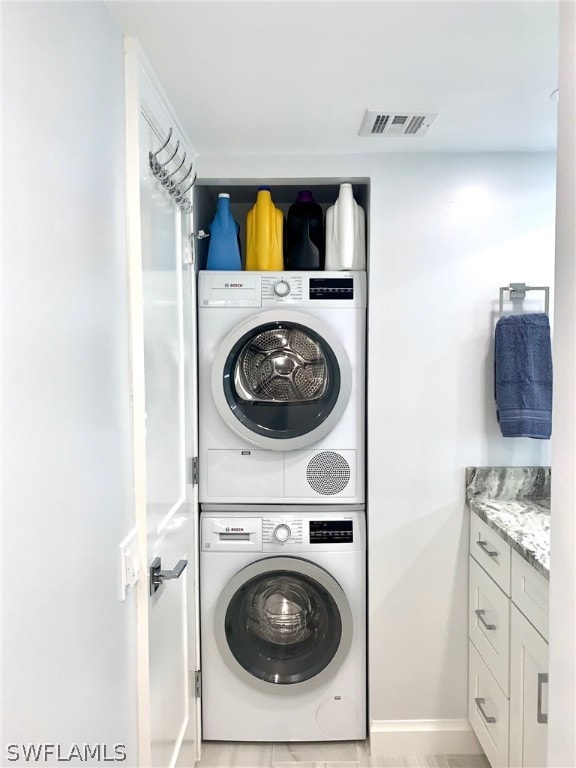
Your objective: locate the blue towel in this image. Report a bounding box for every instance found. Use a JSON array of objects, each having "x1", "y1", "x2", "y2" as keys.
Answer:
[{"x1": 494, "y1": 313, "x2": 552, "y2": 439}]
